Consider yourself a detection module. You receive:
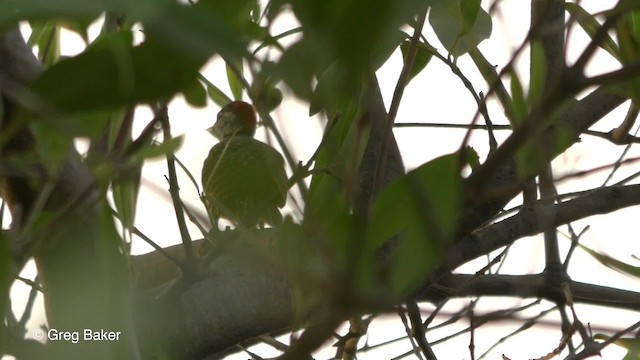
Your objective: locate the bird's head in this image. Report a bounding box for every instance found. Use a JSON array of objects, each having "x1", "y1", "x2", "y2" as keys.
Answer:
[{"x1": 208, "y1": 101, "x2": 257, "y2": 141}]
